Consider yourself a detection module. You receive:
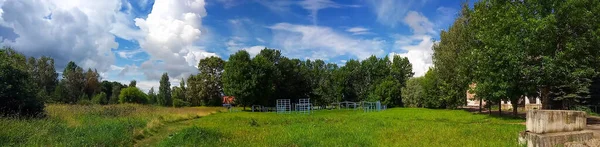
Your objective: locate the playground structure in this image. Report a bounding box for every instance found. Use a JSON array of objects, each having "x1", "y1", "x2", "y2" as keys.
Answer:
[
  {"x1": 295, "y1": 98, "x2": 312, "y2": 114},
  {"x1": 276, "y1": 99, "x2": 291, "y2": 114},
  {"x1": 332, "y1": 101, "x2": 358, "y2": 110},
  {"x1": 363, "y1": 101, "x2": 383, "y2": 112},
  {"x1": 252, "y1": 105, "x2": 267, "y2": 112}
]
